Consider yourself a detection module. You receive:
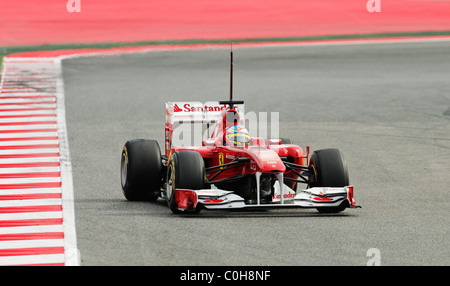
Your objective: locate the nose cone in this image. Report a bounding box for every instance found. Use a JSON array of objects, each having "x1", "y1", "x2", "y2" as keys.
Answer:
[
  {"x1": 261, "y1": 159, "x2": 285, "y2": 172},
  {"x1": 251, "y1": 149, "x2": 286, "y2": 172}
]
